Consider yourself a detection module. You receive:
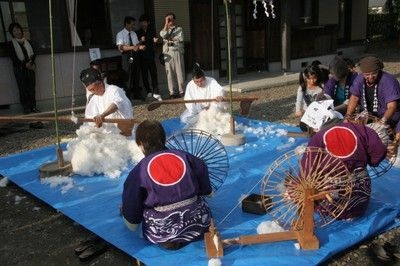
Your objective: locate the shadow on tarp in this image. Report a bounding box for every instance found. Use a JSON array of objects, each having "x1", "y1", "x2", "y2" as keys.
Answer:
[{"x1": 1, "y1": 117, "x2": 400, "y2": 266}]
